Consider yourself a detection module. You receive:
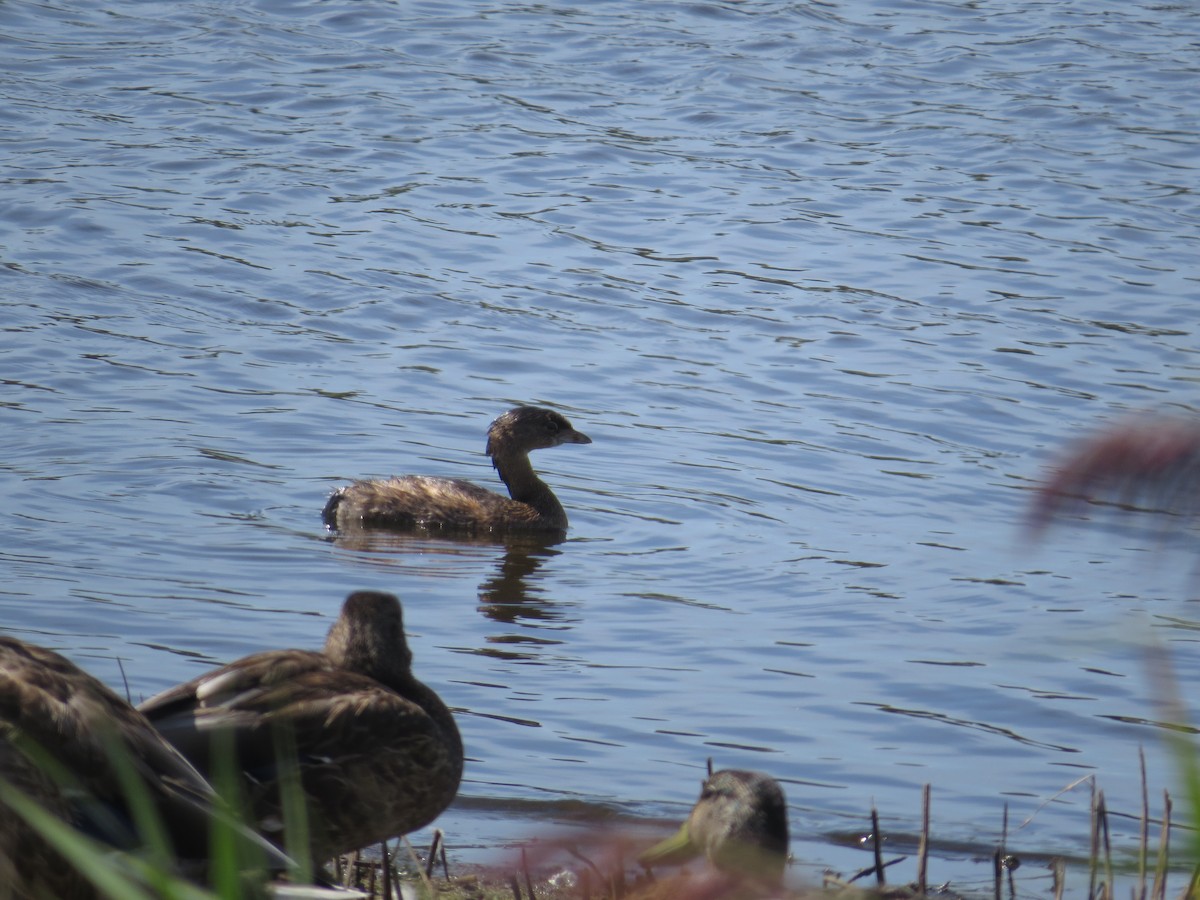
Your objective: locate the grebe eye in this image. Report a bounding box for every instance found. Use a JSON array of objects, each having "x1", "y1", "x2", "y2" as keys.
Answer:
[{"x1": 546, "y1": 420, "x2": 559, "y2": 434}]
